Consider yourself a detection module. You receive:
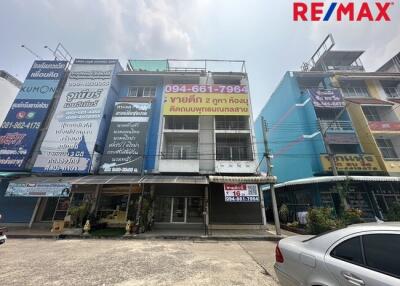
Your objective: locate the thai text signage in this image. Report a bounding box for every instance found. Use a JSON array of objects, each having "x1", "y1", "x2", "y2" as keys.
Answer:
[
  {"x1": 33, "y1": 59, "x2": 118, "y2": 173},
  {"x1": 309, "y1": 88, "x2": 345, "y2": 108},
  {"x1": 326, "y1": 133, "x2": 359, "y2": 145},
  {"x1": 5, "y1": 183, "x2": 71, "y2": 197},
  {"x1": 99, "y1": 102, "x2": 151, "y2": 174},
  {"x1": 369, "y1": 121, "x2": 400, "y2": 132},
  {"x1": 163, "y1": 84, "x2": 250, "y2": 116},
  {"x1": 320, "y1": 154, "x2": 382, "y2": 172},
  {"x1": 0, "y1": 61, "x2": 67, "y2": 171},
  {"x1": 224, "y1": 184, "x2": 259, "y2": 202}
]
